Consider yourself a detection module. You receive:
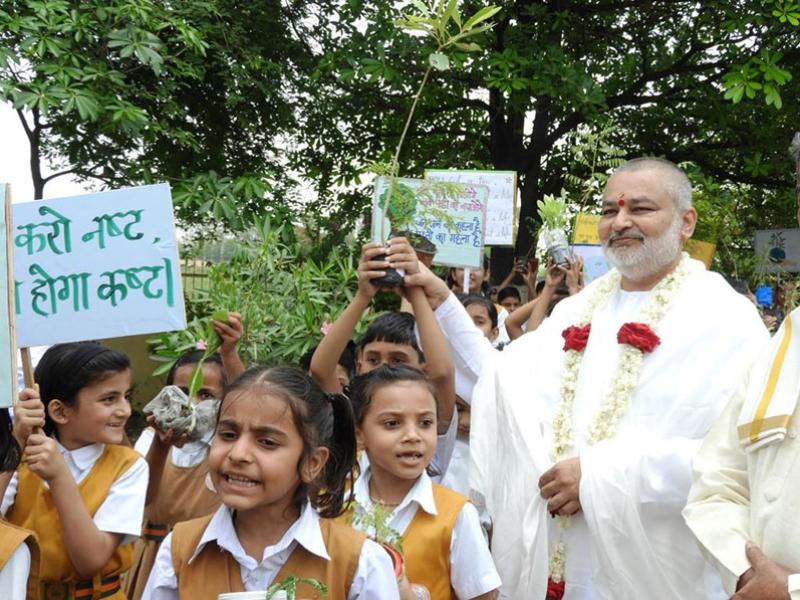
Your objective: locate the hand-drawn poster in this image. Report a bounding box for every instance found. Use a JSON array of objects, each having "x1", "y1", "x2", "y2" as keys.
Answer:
[
  {"x1": 12, "y1": 184, "x2": 186, "y2": 347},
  {"x1": 371, "y1": 177, "x2": 488, "y2": 268},
  {"x1": 425, "y1": 169, "x2": 516, "y2": 246}
]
